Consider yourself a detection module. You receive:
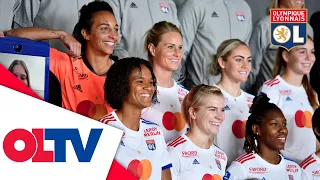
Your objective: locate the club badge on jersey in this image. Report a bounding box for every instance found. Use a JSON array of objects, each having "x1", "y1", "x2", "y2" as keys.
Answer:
[
  {"x1": 236, "y1": 12, "x2": 245, "y2": 21},
  {"x1": 270, "y1": 9, "x2": 307, "y2": 50},
  {"x1": 146, "y1": 140, "x2": 156, "y2": 151},
  {"x1": 160, "y1": 3, "x2": 169, "y2": 13}
]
